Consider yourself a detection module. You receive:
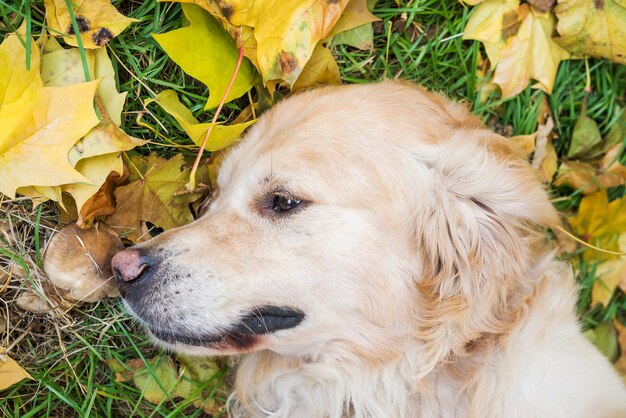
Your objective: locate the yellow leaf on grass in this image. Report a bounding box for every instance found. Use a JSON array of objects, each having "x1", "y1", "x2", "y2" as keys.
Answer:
[
  {"x1": 41, "y1": 44, "x2": 127, "y2": 126},
  {"x1": 508, "y1": 132, "x2": 537, "y2": 156},
  {"x1": 493, "y1": 5, "x2": 570, "y2": 97},
  {"x1": 555, "y1": 0, "x2": 626, "y2": 64},
  {"x1": 463, "y1": 0, "x2": 519, "y2": 66},
  {"x1": 569, "y1": 190, "x2": 626, "y2": 262},
  {"x1": 292, "y1": 44, "x2": 341, "y2": 91},
  {"x1": 44, "y1": 0, "x2": 138, "y2": 48},
  {"x1": 328, "y1": 0, "x2": 380, "y2": 49},
  {"x1": 106, "y1": 154, "x2": 203, "y2": 242},
  {"x1": 330, "y1": 0, "x2": 379, "y2": 36},
  {"x1": 148, "y1": 90, "x2": 256, "y2": 150},
  {"x1": 474, "y1": 52, "x2": 499, "y2": 104},
  {"x1": 132, "y1": 356, "x2": 179, "y2": 404},
  {"x1": 0, "y1": 32, "x2": 99, "y2": 199},
  {"x1": 153, "y1": 4, "x2": 255, "y2": 109},
  {"x1": 593, "y1": 259, "x2": 626, "y2": 307},
  {"x1": 227, "y1": 0, "x2": 350, "y2": 86},
  {"x1": 0, "y1": 347, "x2": 33, "y2": 390}
]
